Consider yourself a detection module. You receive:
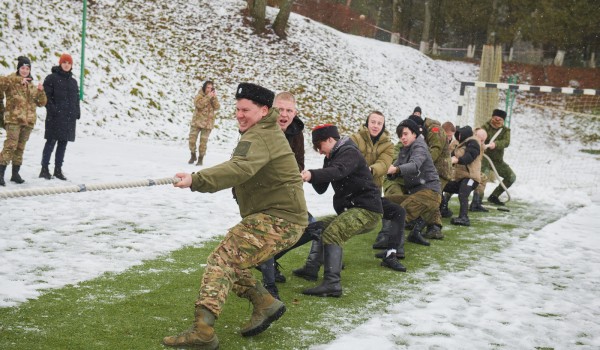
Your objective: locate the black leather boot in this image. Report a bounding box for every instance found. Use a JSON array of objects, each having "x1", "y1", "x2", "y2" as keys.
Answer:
[
  {"x1": 488, "y1": 194, "x2": 505, "y2": 206},
  {"x1": 451, "y1": 192, "x2": 471, "y2": 226},
  {"x1": 302, "y1": 244, "x2": 343, "y2": 297},
  {"x1": 10, "y1": 165, "x2": 25, "y2": 184},
  {"x1": 440, "y1": 193, "x2": 453, "y2": 218},
  {"x1": 292, "y1": 239, "x2": 322, "y2": 281},
  {"x1": 407, "y1": 218, "x2": 430, "y2": 246},
  {"x1": 372, "y1": 219, "x2": 391, "y2": 249},
  {"x1": 381, "y1": 251, "x2": 407, "y2": 272},
  {"x1": 470, "y1": 192, "x2": 489, "y2": 212},
  {"x1": 39, "y1": 166, "x2": 51, "y2": 180},
  {"x1": 54, "y1": 166, "x2": 67, "y2": 181},
  {"x1": 0, "y1": 164, "x2": 6, "y2": 186}
]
